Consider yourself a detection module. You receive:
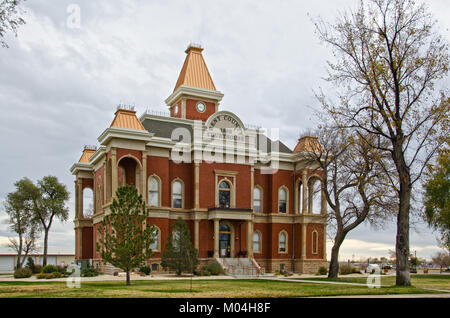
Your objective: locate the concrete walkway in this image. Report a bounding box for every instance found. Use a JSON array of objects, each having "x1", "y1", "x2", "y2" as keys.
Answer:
[
  {"x1": 260, "y1": 276, "x2": 389, "y2": 287},
  {"x1": 315, "y1": 293, "x2": 450, "y2": 298}
]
